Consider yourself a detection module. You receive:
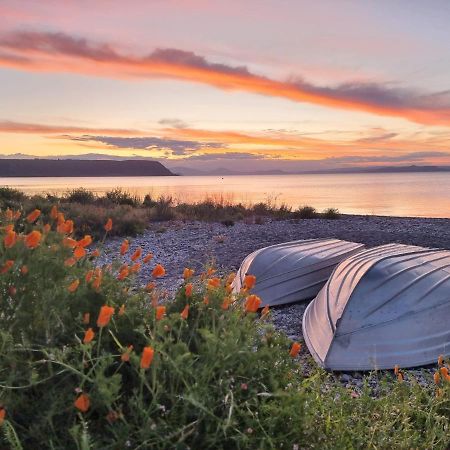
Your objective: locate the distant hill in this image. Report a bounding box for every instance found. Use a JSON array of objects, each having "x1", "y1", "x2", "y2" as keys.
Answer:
[{"x1": 0, "y1": 159, "x2": 175, "y2": 177}]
